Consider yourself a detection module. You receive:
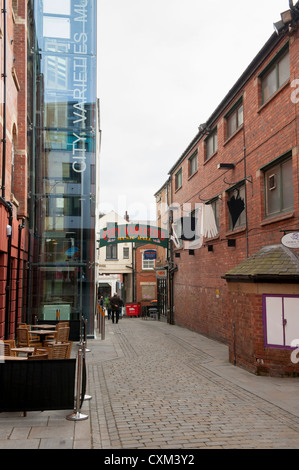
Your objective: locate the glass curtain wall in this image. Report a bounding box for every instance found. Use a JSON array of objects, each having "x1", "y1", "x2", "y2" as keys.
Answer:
[{"x1": 27, "y1": 0, "x2": 97, "y2": 335}]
